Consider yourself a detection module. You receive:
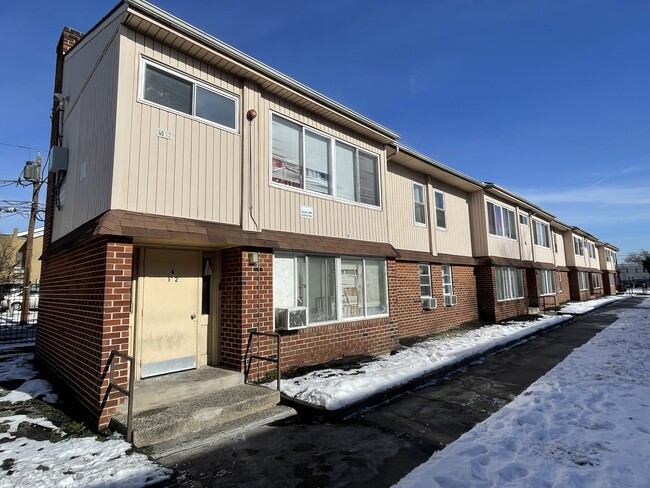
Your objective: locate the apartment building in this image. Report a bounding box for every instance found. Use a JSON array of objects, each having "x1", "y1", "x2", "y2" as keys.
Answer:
[{"x1": 36, "y1": 0, "x2": 619, "y2": 431}]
